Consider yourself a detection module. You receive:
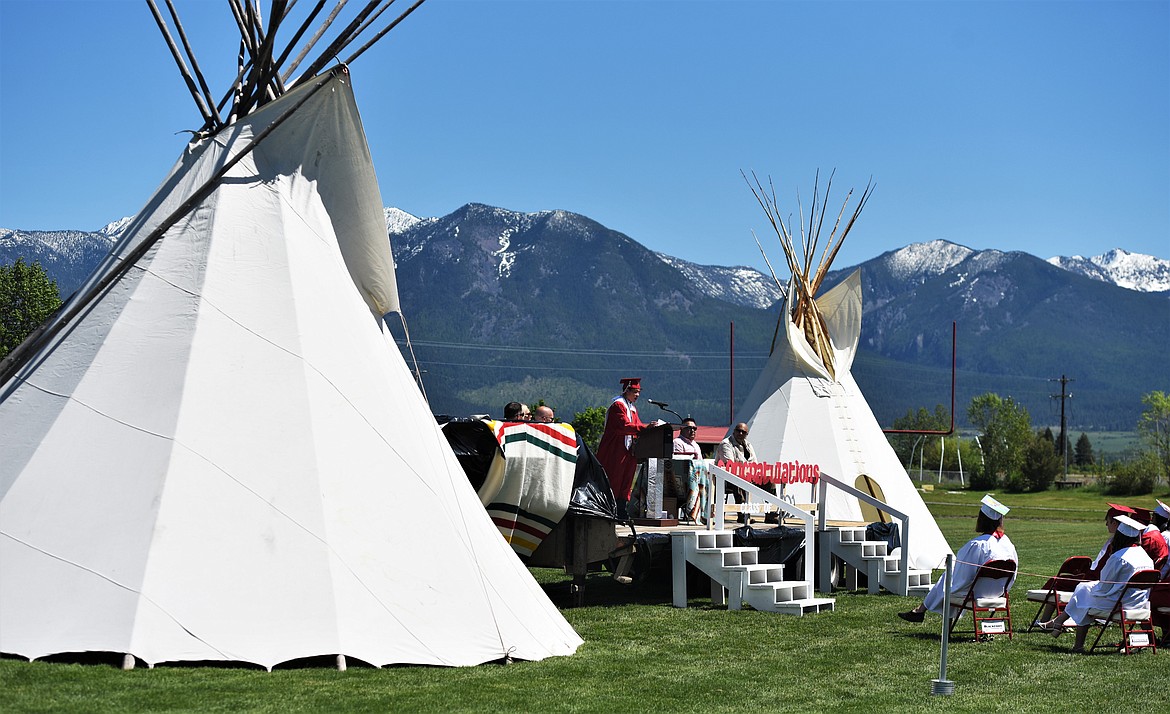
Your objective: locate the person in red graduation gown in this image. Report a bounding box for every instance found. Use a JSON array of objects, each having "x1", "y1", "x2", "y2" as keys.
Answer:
[{"x1": 596, "y1": 377, "x2": 660, "y2": 517}]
